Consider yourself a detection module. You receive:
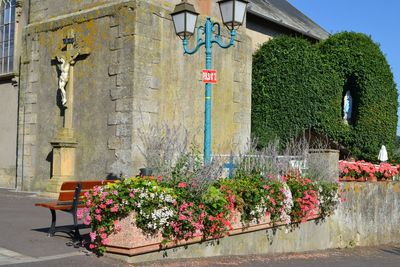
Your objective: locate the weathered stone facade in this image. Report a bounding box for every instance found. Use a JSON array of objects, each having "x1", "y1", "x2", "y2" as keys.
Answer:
[
  {"x1": 0, "y1": 82, "x2": 18, "y2": 188},
  {"x1": 0, "y1": 0, "x2": 328, "y2": 192},
  {"x1": 17, "y1": 0, "x2": 252, "y2": 191}
]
